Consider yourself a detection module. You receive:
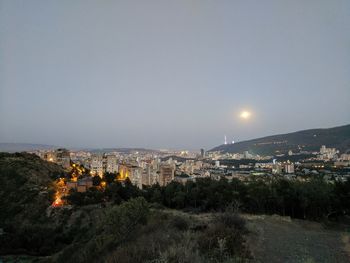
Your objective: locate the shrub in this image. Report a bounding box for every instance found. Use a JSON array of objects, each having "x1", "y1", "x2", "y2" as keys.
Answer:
[
  {"x1": 216, "y1": 211, "x2": 246, "y2": 232},
  {"x1": 168, "y1": 215, "x2": 189, "y2": 231},
  {"x1": 198, "y1": 212, "x2": 248, "y2": 261}
]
